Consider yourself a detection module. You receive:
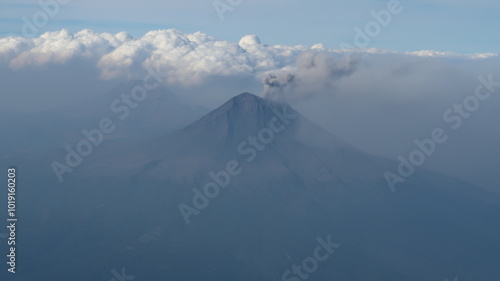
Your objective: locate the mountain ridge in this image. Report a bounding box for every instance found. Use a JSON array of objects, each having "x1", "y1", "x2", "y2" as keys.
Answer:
[{"x1": 11, "y1": 90, "x2": 500, "y2": 281}]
